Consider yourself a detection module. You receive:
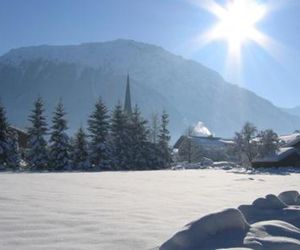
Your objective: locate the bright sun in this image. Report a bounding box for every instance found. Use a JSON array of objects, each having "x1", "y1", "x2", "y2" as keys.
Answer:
[
  {"x1": 215, "y1": 0, "x2": 265, "y2": 51},
  {"x1": 201, "y1": 0, "x2": 268, "y2": 61}
]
